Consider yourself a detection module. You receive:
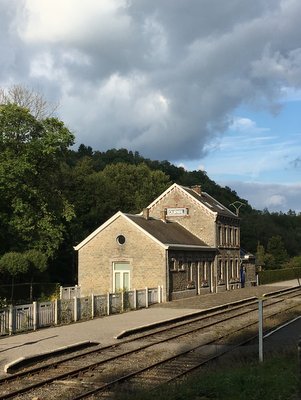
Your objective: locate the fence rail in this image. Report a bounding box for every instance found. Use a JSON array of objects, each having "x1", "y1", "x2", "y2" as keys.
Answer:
[{"x1": 0, "y1": 286, "x2": 163, "y2": 336}]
